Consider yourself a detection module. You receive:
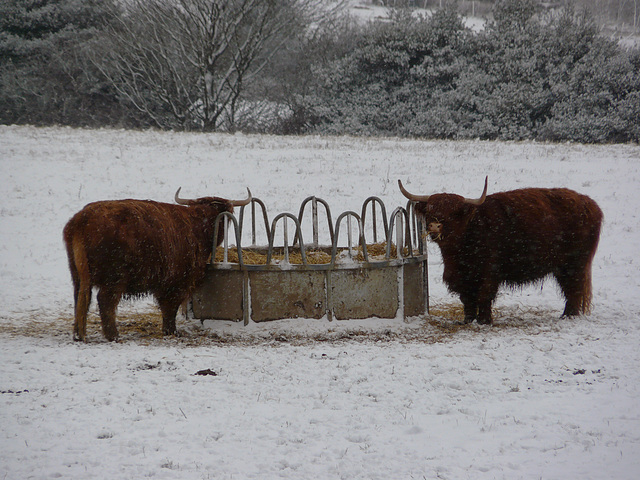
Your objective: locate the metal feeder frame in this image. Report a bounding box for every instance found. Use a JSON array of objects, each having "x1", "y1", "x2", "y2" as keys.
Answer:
[{"x1": 191, "y1": 196, "x2": 429, "y2": 324}]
